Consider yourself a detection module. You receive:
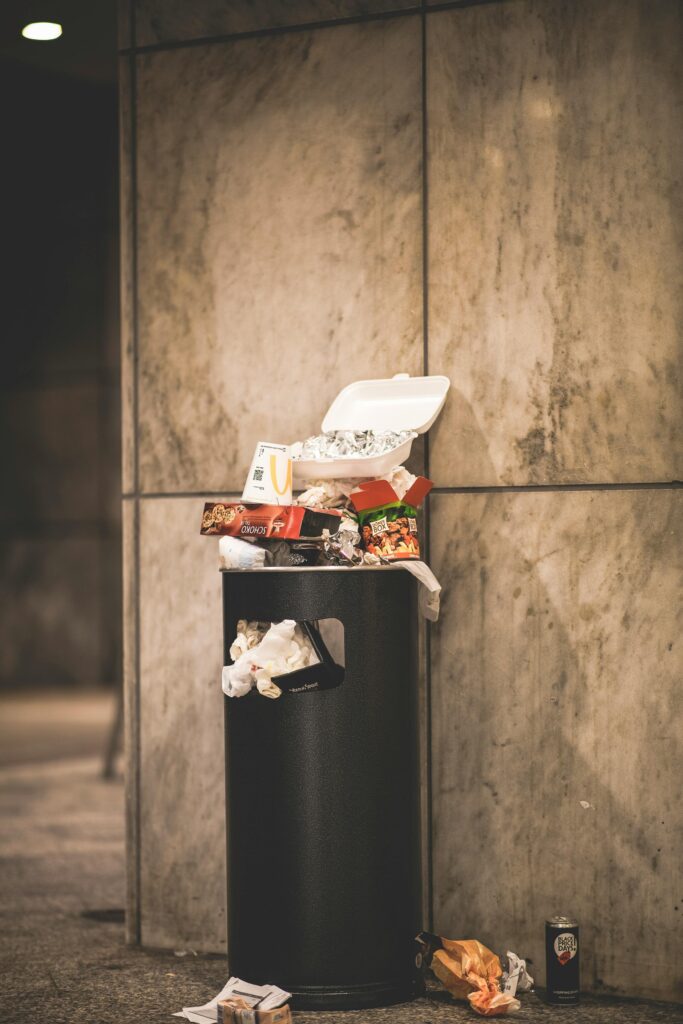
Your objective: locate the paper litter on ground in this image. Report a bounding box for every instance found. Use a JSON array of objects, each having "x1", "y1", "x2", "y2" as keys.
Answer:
[{"x1": 175, "y1": 977, "x2": 291, "y2": 1023}]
